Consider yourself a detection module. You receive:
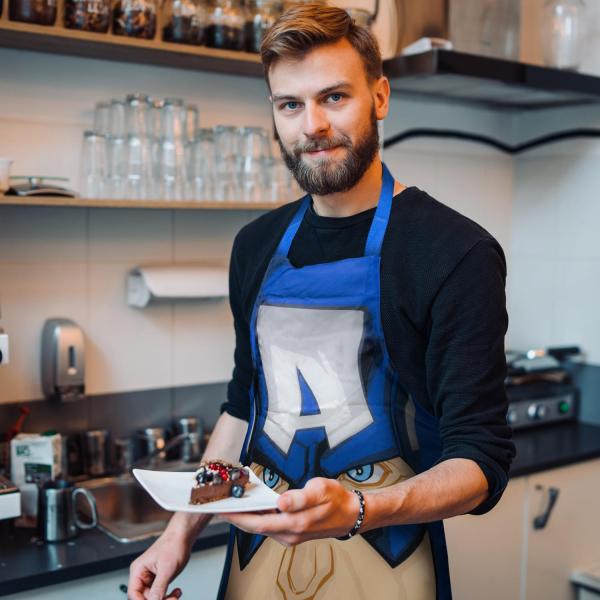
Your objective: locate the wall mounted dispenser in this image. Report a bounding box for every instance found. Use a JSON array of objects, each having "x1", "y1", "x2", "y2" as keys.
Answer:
[
  {"x1": 41, "y1": 318, "x2": 85, "y2": 402},
  {"x1": 127, "y1": 264, "x2": 229, "y2": 308}
]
